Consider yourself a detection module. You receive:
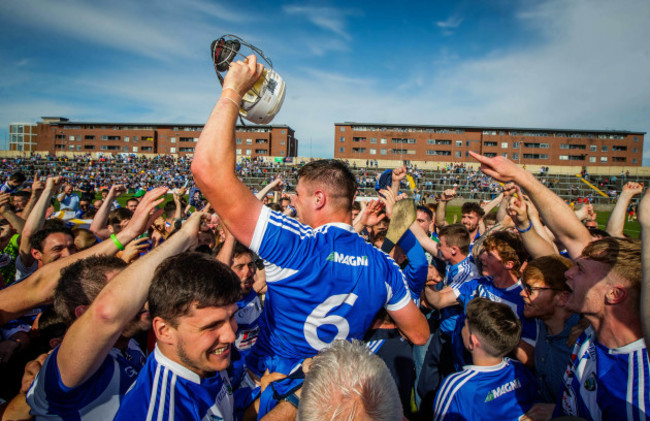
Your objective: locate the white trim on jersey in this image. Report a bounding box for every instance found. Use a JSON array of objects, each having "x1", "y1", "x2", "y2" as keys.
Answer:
[{"x1": 433, "y1": 369, "x2": 479, "y2": 421}]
